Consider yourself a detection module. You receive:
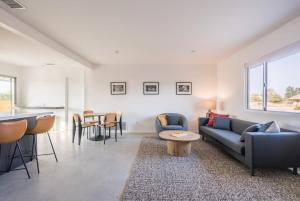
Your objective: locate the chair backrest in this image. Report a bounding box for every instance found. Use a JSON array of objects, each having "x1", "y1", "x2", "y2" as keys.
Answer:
[
  {"x1": 116, "y1": 112, "x2": 122, "y2": 122},
  {"x1": 73, "y1": 113, "x2": 82, "y2": 125},
  {"x1": 105, "y1": 113, "x2": 117, "y2": 124},
  {"x1": 83, "y1": 110, "x2": 94, "y2": 115},
  {"x1": 30, "y1": 115, "x2": 55, "y2": 134},
  {"x1": 0, "y1": 120, "x2": 27, "y2": 144}
]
